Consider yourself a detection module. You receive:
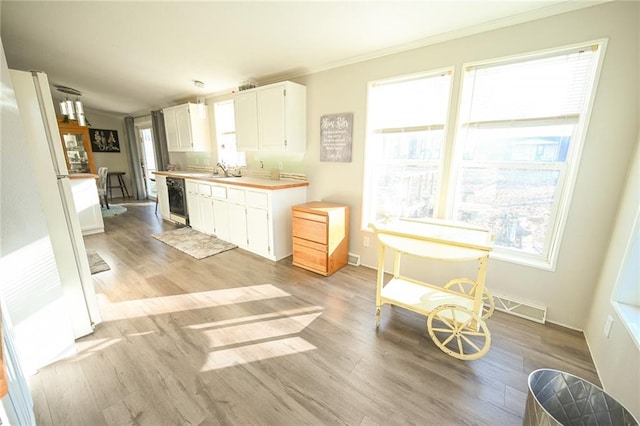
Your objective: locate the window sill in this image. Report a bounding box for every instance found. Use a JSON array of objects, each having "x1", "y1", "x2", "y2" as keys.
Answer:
[{"x1": 612, "y1": 301, "x2": 640, "y2": 351}]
